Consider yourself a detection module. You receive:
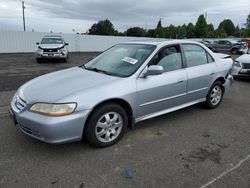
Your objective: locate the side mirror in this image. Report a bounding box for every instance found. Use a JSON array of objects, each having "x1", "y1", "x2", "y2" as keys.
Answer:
[
  {"x1": 65, "y1": 43, "x2": 69, "y2": 46},
  {"x1": 36, "y1": 42, "x2": 39, "y2": 45},
  {"x1": 142, "y1": 65, "x2": 163, "y2": 77}
]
